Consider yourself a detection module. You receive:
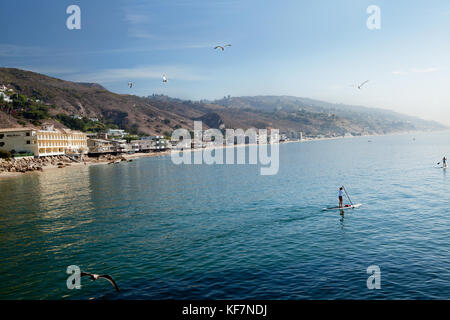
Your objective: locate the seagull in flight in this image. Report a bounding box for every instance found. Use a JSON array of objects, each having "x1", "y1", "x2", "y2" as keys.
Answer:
[
  {"x1": 356, "y1": 80, "x2": 369, "y2": 90},
  {"x1": 81, "y1": 272, "x2": 120, "y2": 292},
  {"x1": 214, "y1": 44, "x2": 232, "y2": 51},
  {"x1": 128, "y1": 81, "x2": 133, "y2": 88},
  {"x1": 162, "y1": 75, "x2": 168, "y2": 83}
]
